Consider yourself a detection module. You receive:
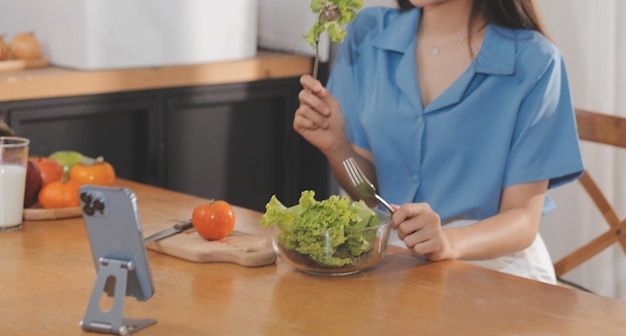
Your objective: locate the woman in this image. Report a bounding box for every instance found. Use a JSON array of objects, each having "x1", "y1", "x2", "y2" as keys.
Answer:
[{"x1": 294, "y1": 0, "x2": 583, "y2": 284}]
